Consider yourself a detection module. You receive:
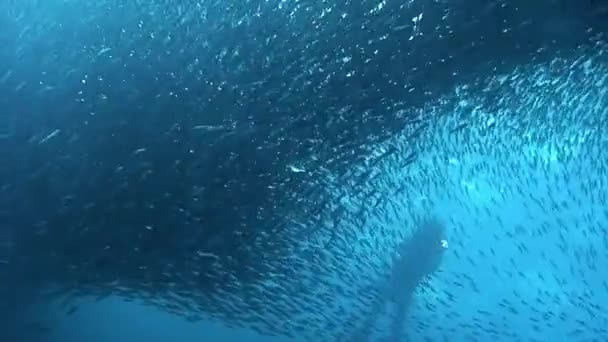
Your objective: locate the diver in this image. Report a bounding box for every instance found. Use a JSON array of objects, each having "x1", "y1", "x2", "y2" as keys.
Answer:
[{"x1": 349, "y1": 217, "x2": 447, "y2": 341}]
